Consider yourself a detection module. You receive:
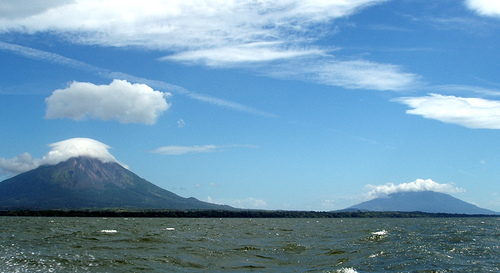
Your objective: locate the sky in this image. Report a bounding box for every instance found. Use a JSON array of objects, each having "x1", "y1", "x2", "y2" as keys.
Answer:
[{"x1": 1, "y1": 0, "x2": 500, "y2": 211}]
